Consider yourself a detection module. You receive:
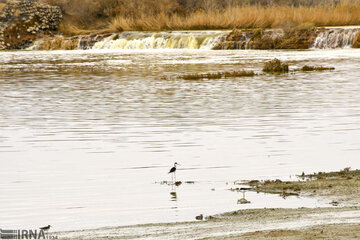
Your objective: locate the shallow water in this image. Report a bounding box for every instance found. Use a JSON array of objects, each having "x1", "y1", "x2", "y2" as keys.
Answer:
[{"x1": 0, "y1": 49, "x2": 359, "y2": 231}]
